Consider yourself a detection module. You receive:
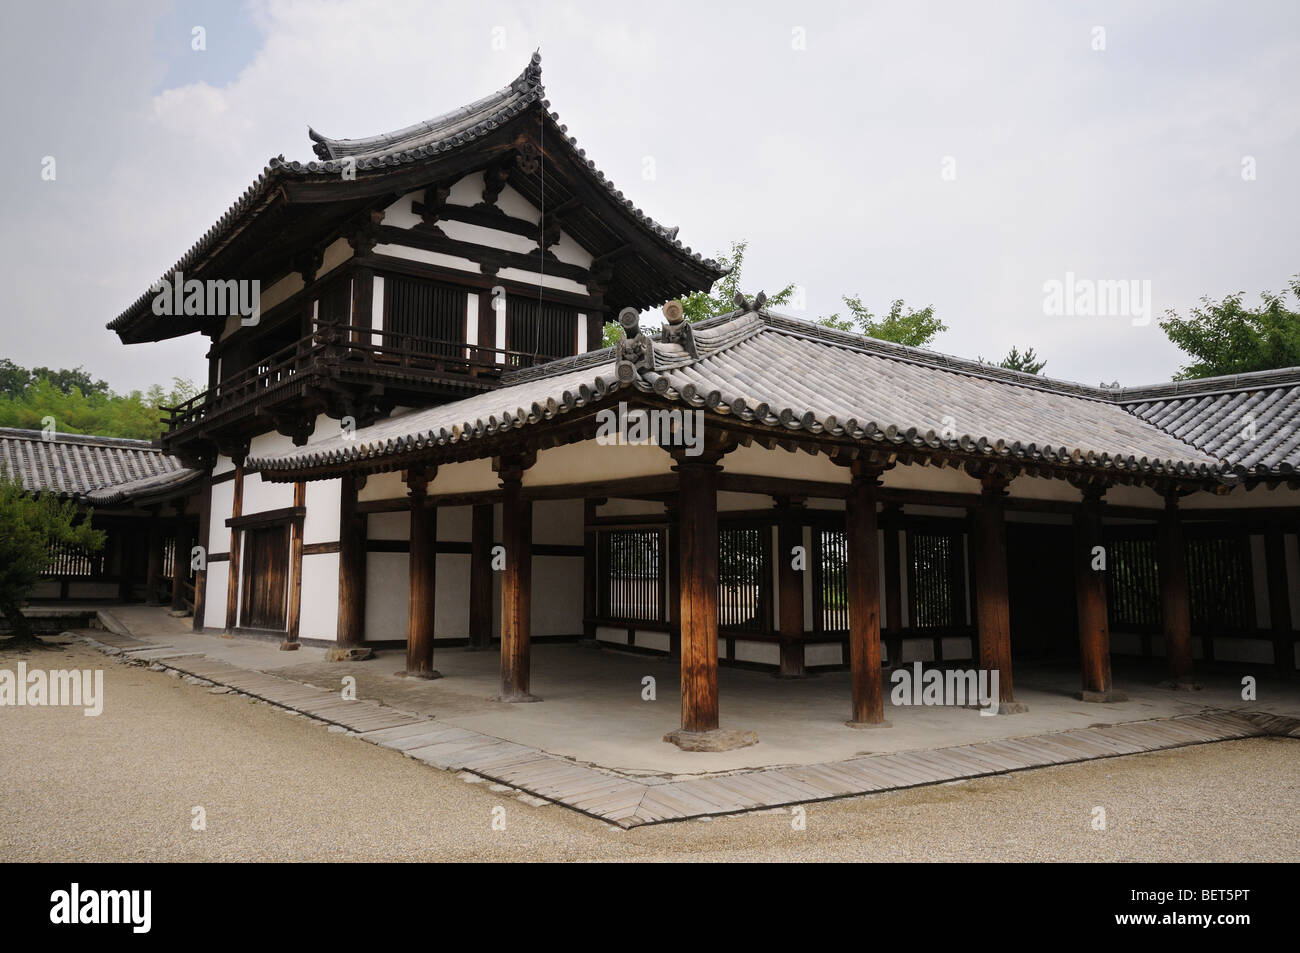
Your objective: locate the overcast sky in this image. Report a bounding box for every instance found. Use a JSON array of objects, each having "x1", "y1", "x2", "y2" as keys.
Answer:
[{"x1": 2, "y1": 0, "x2": 1297, "y2": 394}]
